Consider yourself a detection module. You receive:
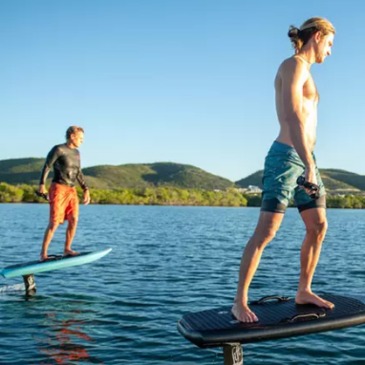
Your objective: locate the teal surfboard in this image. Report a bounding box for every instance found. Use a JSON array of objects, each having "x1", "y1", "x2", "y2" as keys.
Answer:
[{"x1": 1, "y1": 248, "x2": 112, "y2": 279}]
